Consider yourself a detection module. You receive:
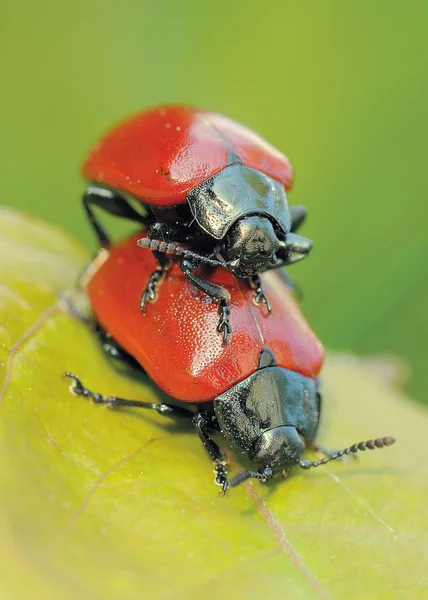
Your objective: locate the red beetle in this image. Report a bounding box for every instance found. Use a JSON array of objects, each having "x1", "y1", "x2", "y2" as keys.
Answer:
[
  {"x1": 66, "y1": 233, "x2": 395, "y2": 491},
  {"x1": 81, "y1": 105, "x2": 312, "y2": 337}
]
